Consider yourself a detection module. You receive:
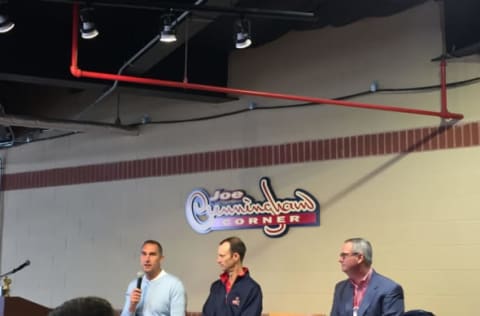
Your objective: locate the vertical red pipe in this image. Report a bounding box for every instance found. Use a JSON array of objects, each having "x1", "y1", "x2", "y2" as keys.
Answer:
[
  {"x1": 440, "y1": 58, "x2": 448, "y2": 115},
  {"x1": 70, "y1": 4, "x2": 80, "y2": 77}
]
